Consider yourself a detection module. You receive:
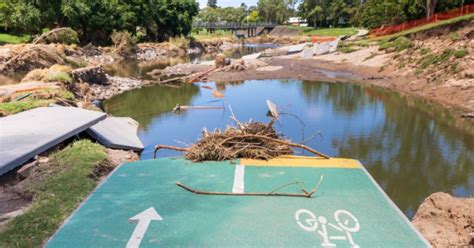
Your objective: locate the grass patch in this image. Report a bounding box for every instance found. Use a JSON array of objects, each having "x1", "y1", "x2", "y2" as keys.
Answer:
[
  {"x1": 0, "y1": 88, "x2": 75, "y2": 115},
  {"x1": 372, "y1": 13, "x2": 474, "y2": 42},
  {"x1": 379, "y1": 36, "x2": 411, "y2": 52},
  {"x1": 0, "y1": 33, "x2": 30, "y2": 44},
  {"x1": 0, "y1": 99, "x2": 52, "y2": 115},
  {"x1": 453, "y1": 49, "x2": 468, "y2": 58},
  {"x1": 191, "y1": 30, "x2": 235, "y2": 41},
  {"x1": 417, "y1": 49, "x2": 453, "y2": 69},
  {"x1": 338, "y1": 46, "x2": 358, "y2": 53},
  {"x1": 0, "y1": 140, "x2": 108, "y2": 248},
  {"x1": 449, "y1": 32, "x2": 460, "y2": 41},
  {"x1": 45, "y1": 71, "x2": 73, "y2": 83},
  {"x1": 419, "y1": 47, "x2": 431, "y2": 56},
  {"x1": 291, "y1": 26, "x2": 357, "y2": 36}
]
